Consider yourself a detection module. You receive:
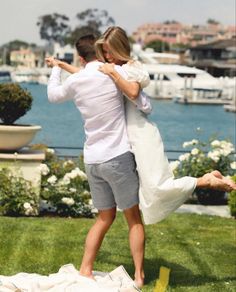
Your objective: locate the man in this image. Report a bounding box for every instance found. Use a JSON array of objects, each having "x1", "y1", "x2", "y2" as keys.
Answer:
[{"x1": 46, "y1": 35, "x2": 145, "y2": 288}]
